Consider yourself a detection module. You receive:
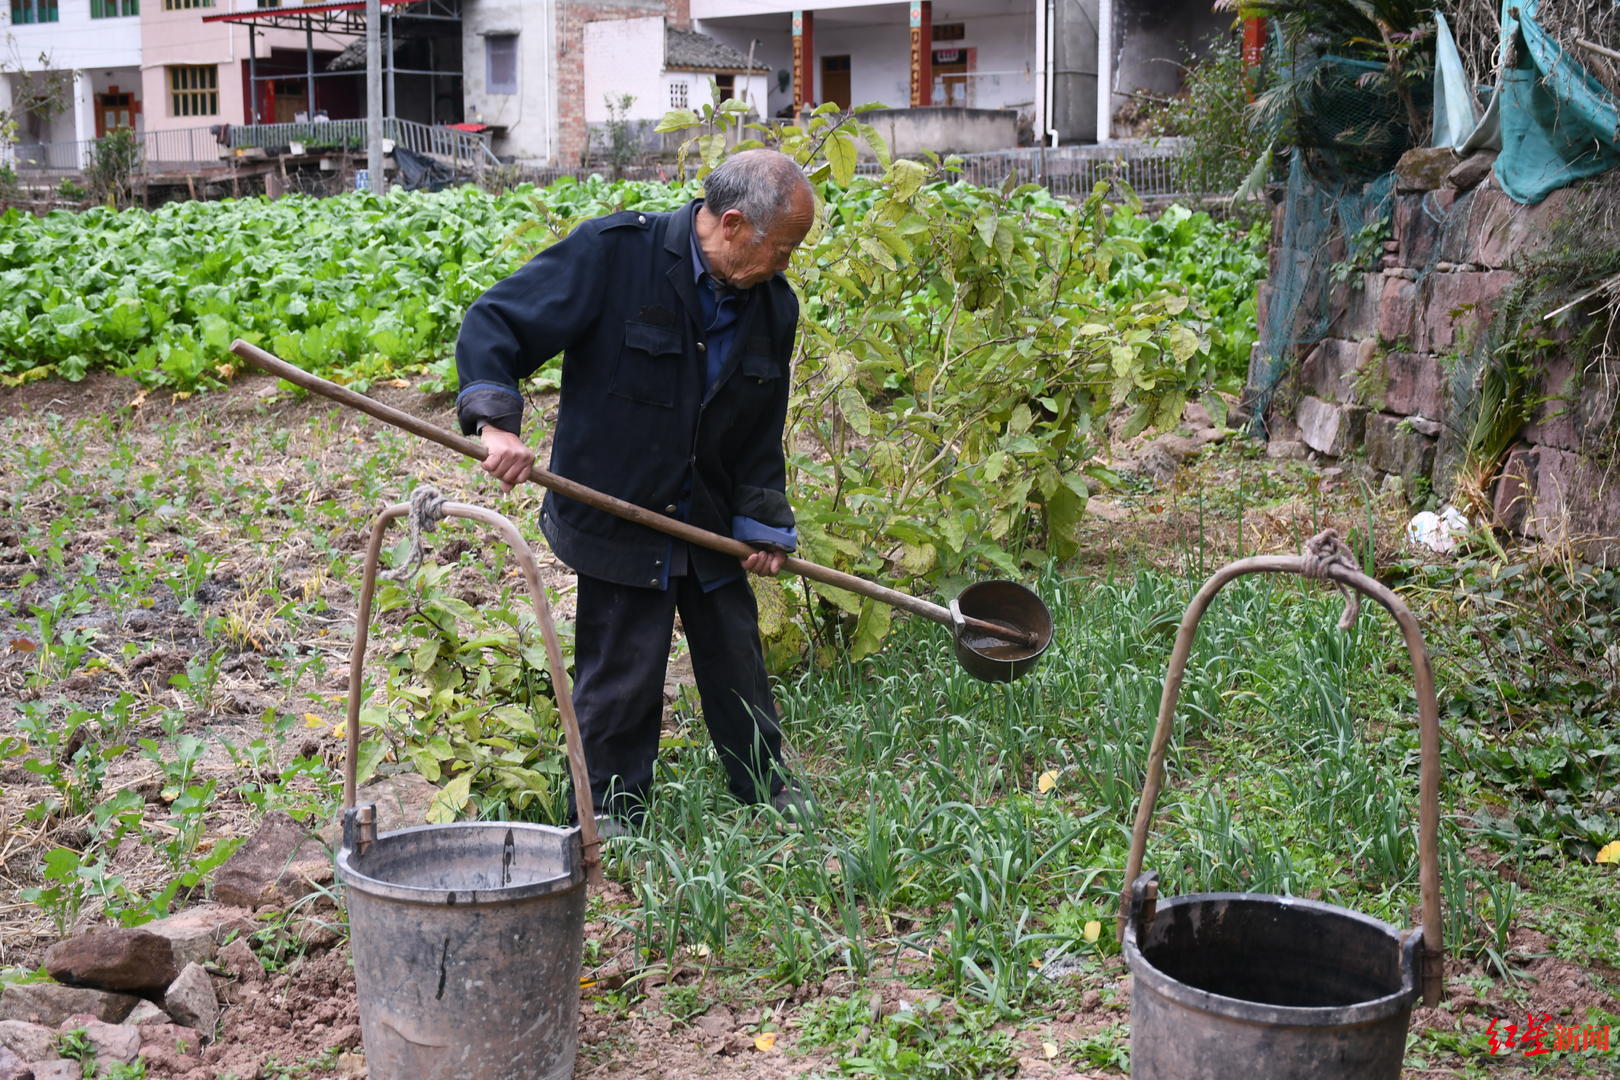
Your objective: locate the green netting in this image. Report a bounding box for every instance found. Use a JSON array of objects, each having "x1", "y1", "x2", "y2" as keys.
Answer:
[{"x1": 1246, "y1": 156, "x2": 1396, "y2": 433}]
